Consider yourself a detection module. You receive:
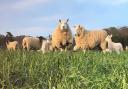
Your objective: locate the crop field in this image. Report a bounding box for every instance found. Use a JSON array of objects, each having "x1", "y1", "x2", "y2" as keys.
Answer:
[{"x1": 0, "y1": 50, "x2": 128, "y2": 89}]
